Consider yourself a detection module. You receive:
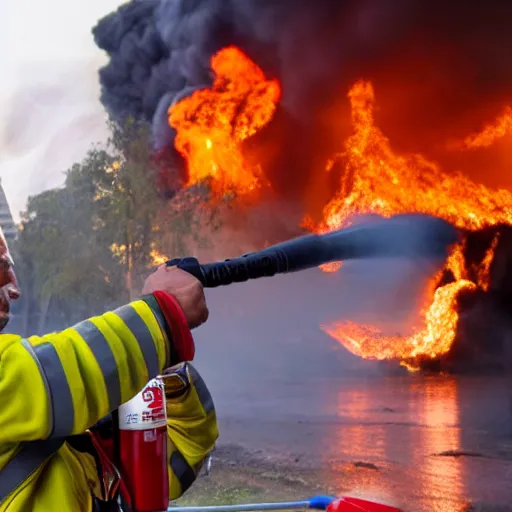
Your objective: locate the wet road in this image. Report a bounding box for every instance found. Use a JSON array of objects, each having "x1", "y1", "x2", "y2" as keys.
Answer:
[
  {"x1": 192, "y1": 271, "x2": 512, "y2": 510},
  {"x1": 204, "y1": 373, "x2": 512, "y2": 511}
]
